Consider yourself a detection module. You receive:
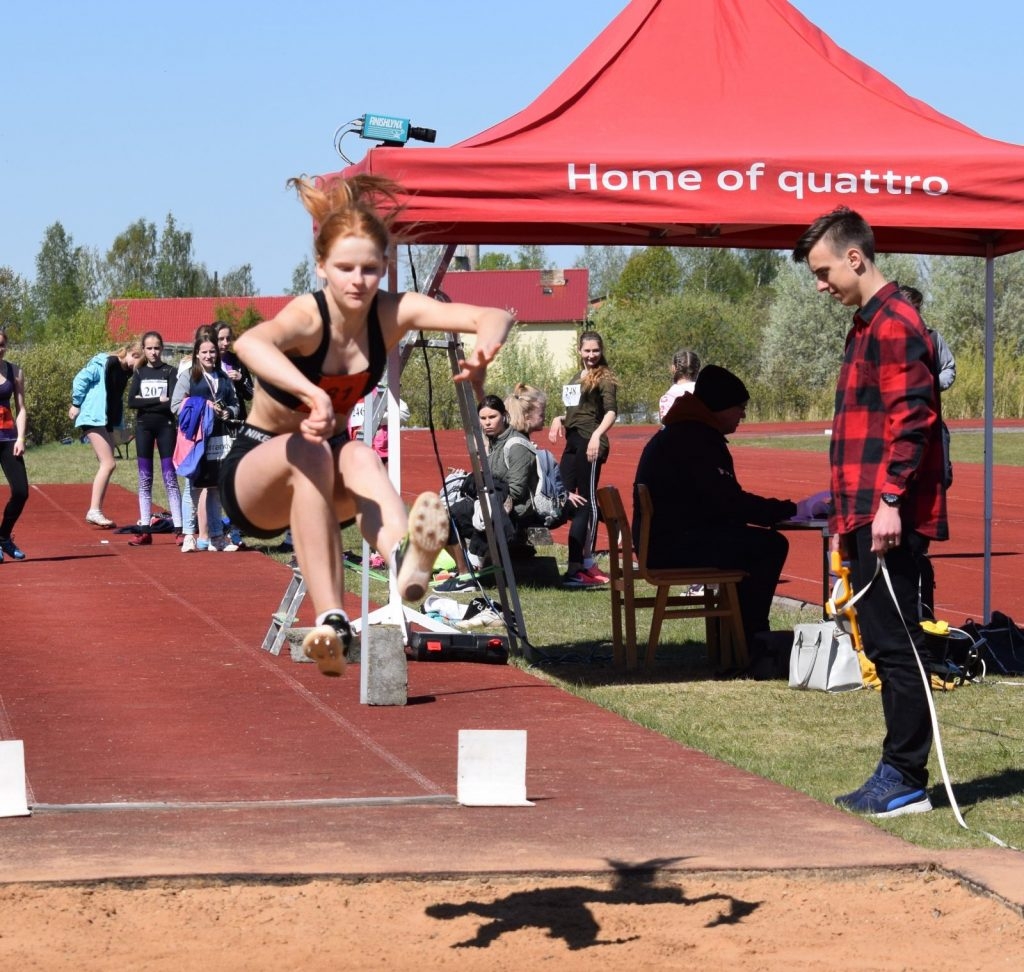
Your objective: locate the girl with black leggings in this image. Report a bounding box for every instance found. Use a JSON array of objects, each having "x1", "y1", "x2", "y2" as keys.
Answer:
[
  {"x1": 126, "y1": 331, "x2": 182, "y2": 545},
  {"x1": 0, "y1": 331, "x2": 29, "y2": 562},
  {"x1": 548, "y1": 330, "x2": 618, "y2": 588}
]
